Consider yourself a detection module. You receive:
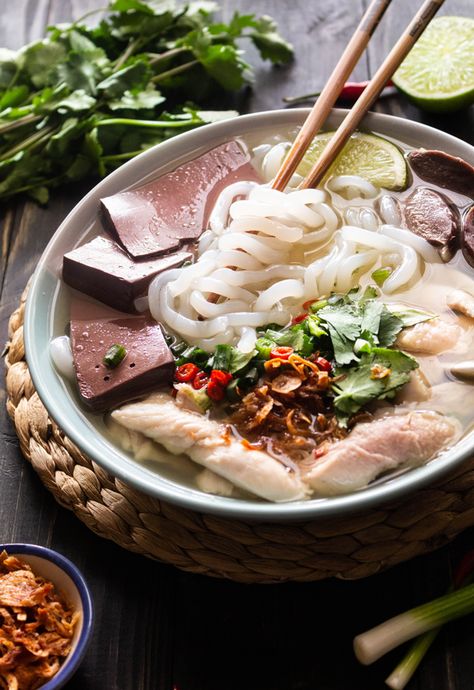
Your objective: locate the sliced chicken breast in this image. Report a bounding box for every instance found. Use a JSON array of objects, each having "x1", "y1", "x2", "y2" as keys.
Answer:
[
  {"x1": 304, "y1": 411, "x2": 459, "y2": 496},
  {"x1": 111, "y1": 393, "x2": 309, "y2": 502},
  {"x1": 447, "y1": 289, "x2": 474, "y2": 319},
  {"x1": 396, "y1": 318, "x2": 461, "y2": 354}
]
